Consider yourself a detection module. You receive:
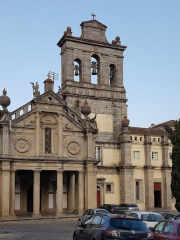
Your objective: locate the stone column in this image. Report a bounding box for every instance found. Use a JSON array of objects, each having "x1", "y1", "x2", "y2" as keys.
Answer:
[
  {"x1": 56, "y1": 170, "x2": 64, "y2": 216},
  {"x1": 78, "y1": 171, "x2": 84, "y2": 214},
  {"x1": 33, "y1": 170, "x2": 41, "y2": 217},
  {"x1": 67, "y1": 173, "x2": 75, "y2": 211},
  {"x1": 10, "y1": 170, "x2": 16, "y2": 216}
]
